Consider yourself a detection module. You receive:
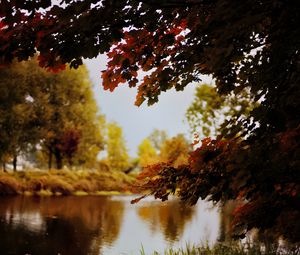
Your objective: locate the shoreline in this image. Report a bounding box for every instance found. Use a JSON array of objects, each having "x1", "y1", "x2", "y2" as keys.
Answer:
[{"x1": 0, "y1": 169, "x2": 136, "y2": 197}]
